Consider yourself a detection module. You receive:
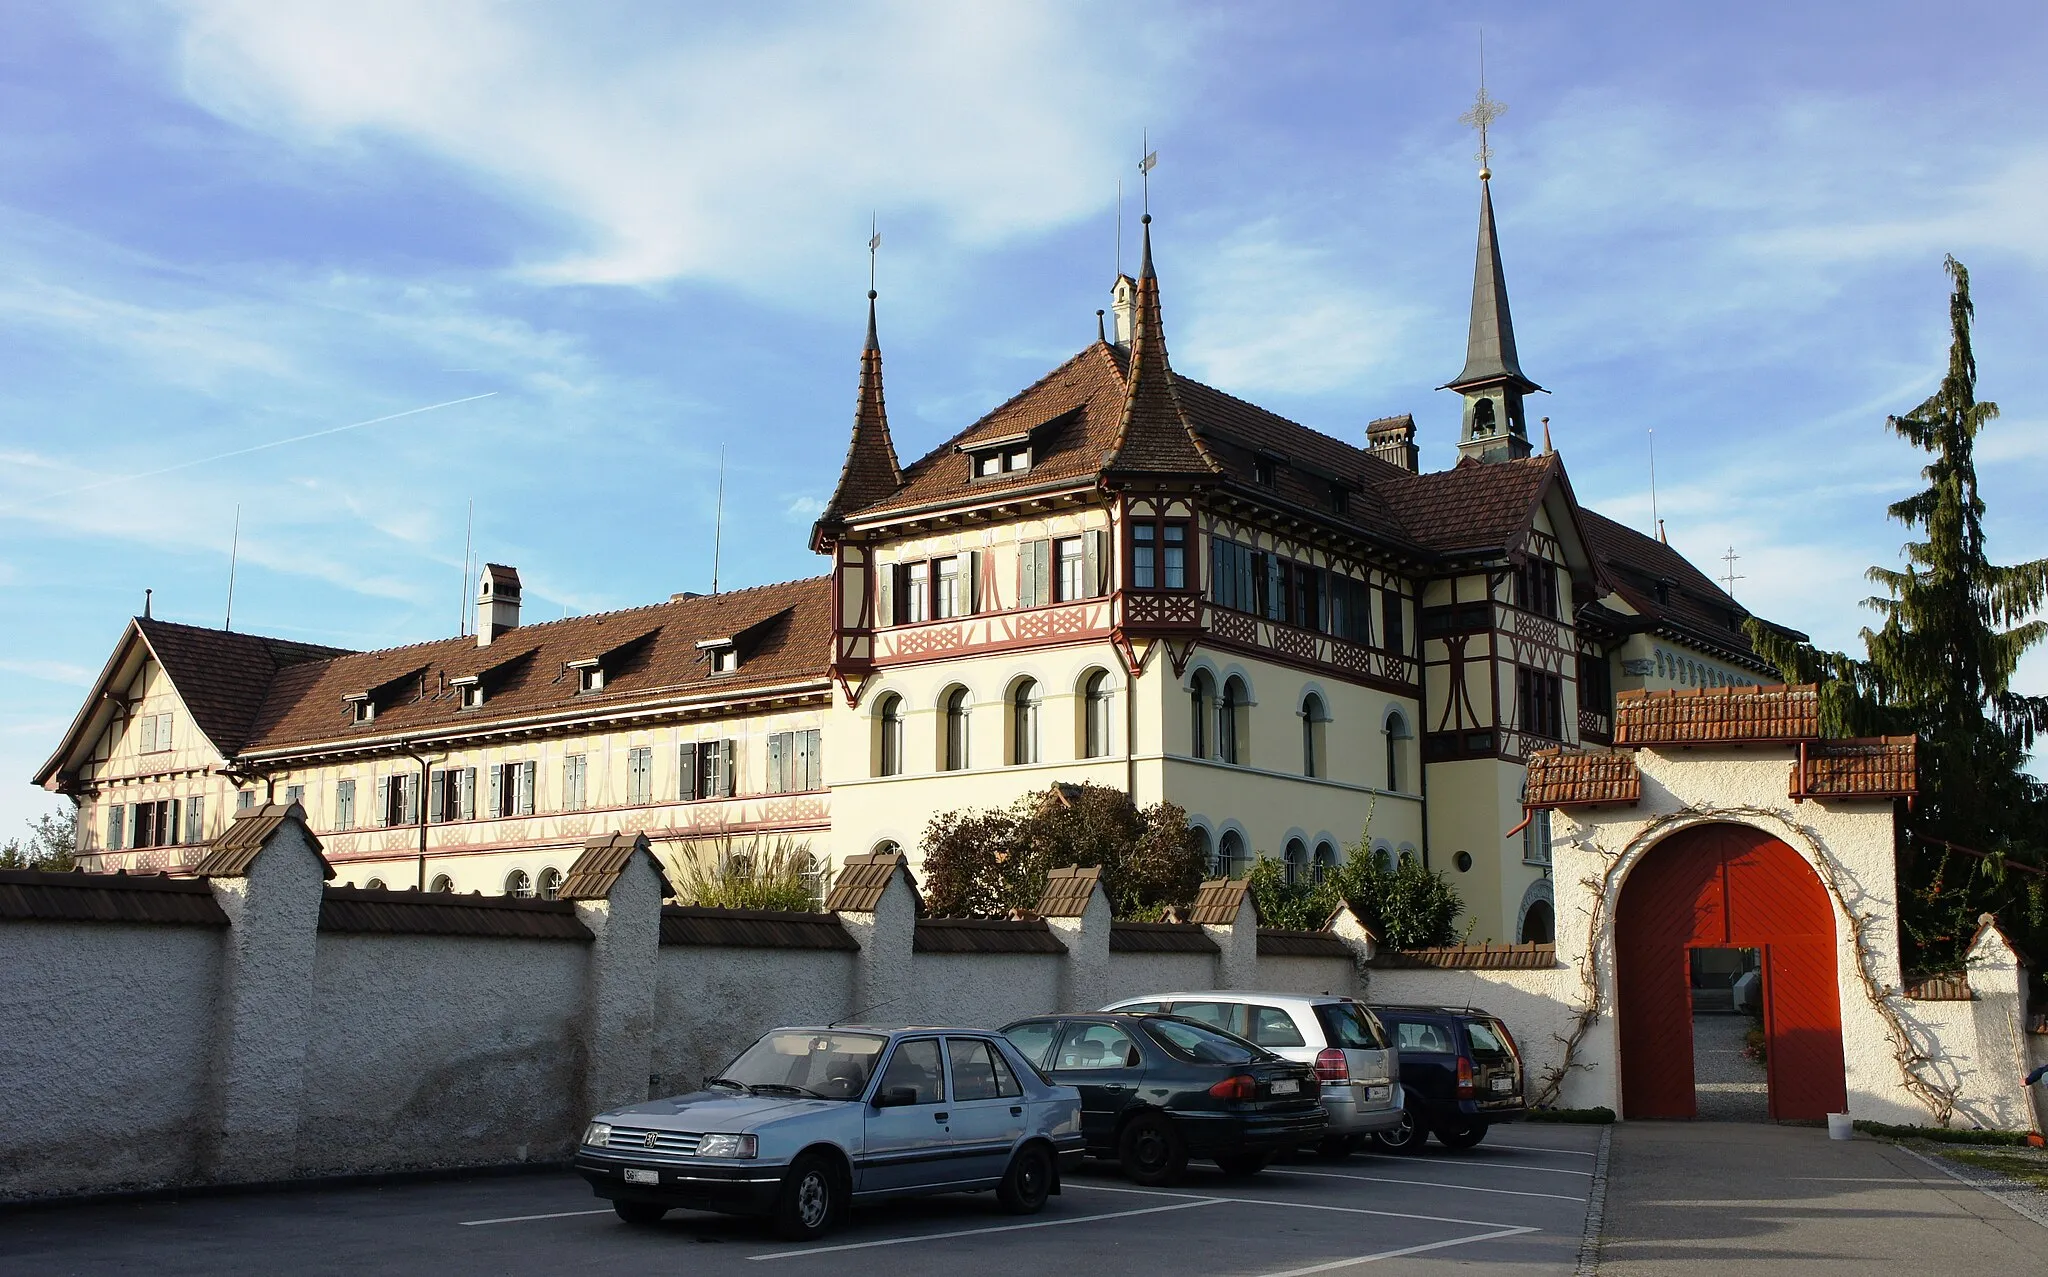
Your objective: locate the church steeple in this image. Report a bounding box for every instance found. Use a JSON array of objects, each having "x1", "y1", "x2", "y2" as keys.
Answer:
[
  {"x1": 1444, "y1": 73, "x2": 1542, "y2": 464},
  {"x1": 811, "y1": 289, "x2": 902, "y2": 551},
  {"x1": 1104, "y1": 215, "x2": 1220, "y2": 478}
]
